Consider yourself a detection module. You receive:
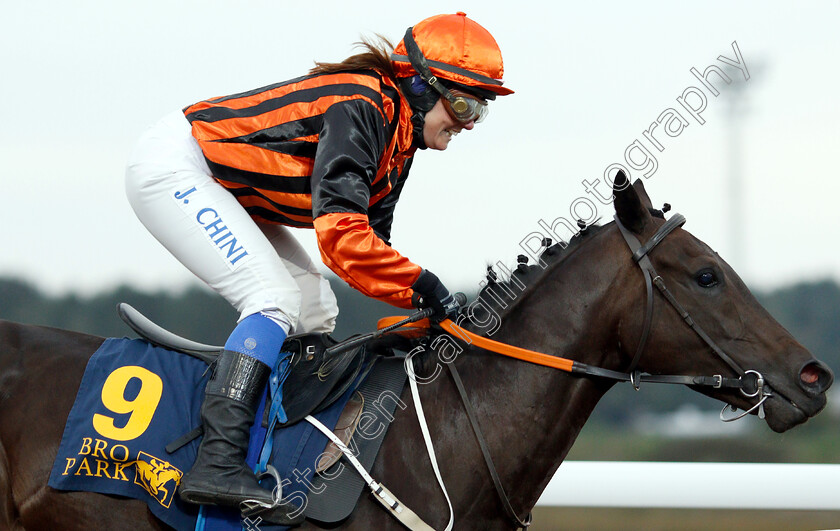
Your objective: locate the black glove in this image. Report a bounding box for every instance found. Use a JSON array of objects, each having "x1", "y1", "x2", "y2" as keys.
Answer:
[{"x1": 411, "y1": 269, "x2": 461, "y2": 323}]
